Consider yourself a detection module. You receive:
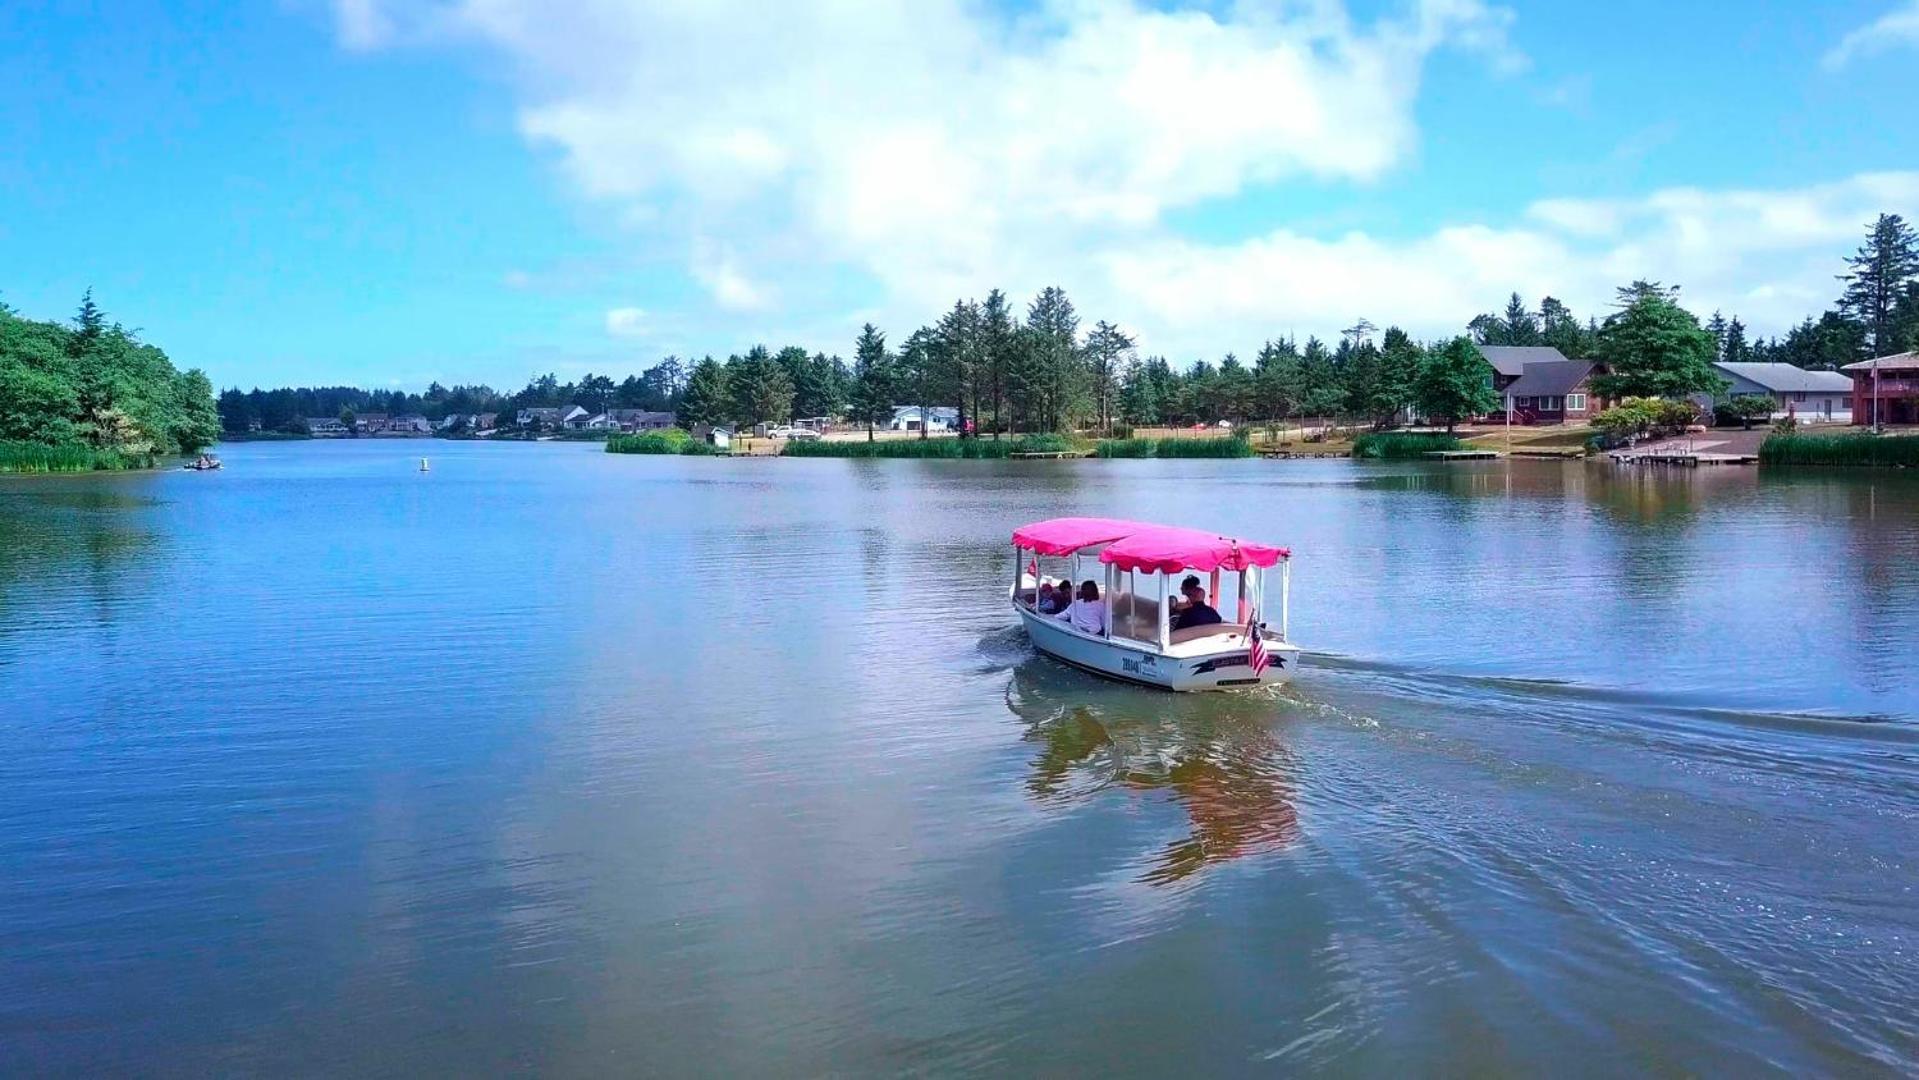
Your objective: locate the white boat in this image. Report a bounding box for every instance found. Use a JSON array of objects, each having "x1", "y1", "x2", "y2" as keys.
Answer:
[{"x1": 1010, "y1": 517, "x2": 1301, "y2": 692}]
